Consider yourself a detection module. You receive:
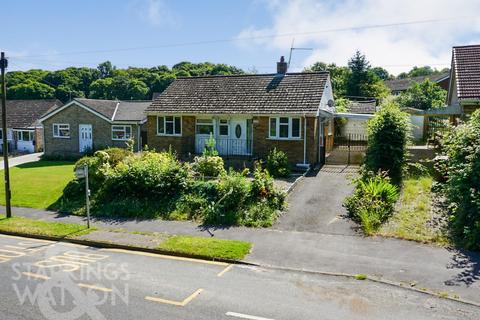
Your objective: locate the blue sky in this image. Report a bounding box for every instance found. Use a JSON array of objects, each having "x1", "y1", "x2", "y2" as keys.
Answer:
[{"x1": 3, "y1": 0, "x2": 480, "y2": 75}]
